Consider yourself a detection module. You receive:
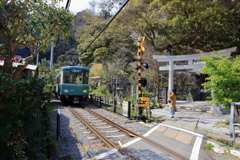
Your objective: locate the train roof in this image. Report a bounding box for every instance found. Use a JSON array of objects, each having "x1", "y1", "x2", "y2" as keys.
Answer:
[
  {"x1": 60, "y1": 66, "x2": 90, "y2": 72},
  {"x1": 55, "y1": 66, "x2": 90, "y2": 78},
  {"x1": 59, "y1": 66, "x2": 90, "y2": 72}
]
